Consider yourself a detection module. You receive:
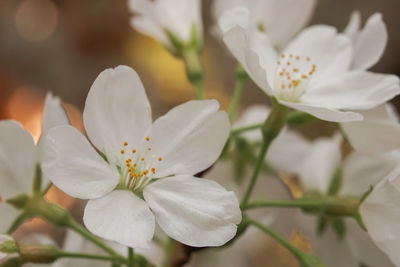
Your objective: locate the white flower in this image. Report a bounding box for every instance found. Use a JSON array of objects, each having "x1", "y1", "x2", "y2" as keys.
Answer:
[
  {"x1": 274, "y1": 133, "x2": 398, "y2": 266},
  {"x1": 42, "y1": 65, "x2": 241, "y2": 249},
  {"x1": 344, "y1": 11, "x2": 387, "y2": 70},
  {"x1": 214, "y1": 0, "x2": 316, "y2": 48},
  {"x1": 128, "y1": 0, "x2": 202, "y2": 52},
  {"x1": 221, "y1": 8, "x2": 400, "y2": 122},
  {"x1": 0, "y1": 93, "x2": 69, "y2": 232},
  {"x1": 342, "y1": 104, "x2": 400, "y2": 155},
  {"x1": 360, "y1": 166, "x2": 400, "y2": 267}
]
